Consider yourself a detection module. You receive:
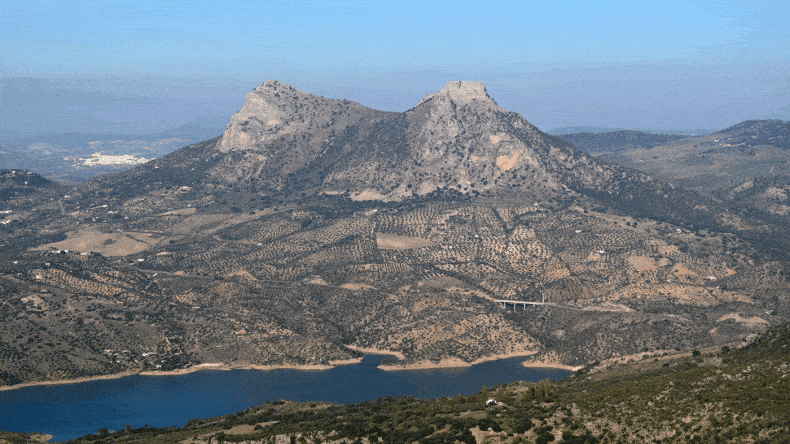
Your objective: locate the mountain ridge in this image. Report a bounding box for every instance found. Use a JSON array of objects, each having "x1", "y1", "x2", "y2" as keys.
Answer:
[
  {"x1": 209, "y1": 79, "x2": 563, "y2": 200},
  {"x1": 1, "y1": 80, "x2": 788, "y2": 392},
  {"x1": 76, "y1": 80, "x2": 756, "y2": 255}
]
